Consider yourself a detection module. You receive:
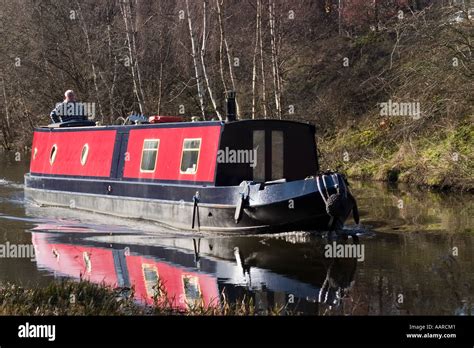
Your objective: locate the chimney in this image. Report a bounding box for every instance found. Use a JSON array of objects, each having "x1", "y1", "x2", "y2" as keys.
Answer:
[{"x1": 225, "y1": 90, "x2": 236, "y2": 122}]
